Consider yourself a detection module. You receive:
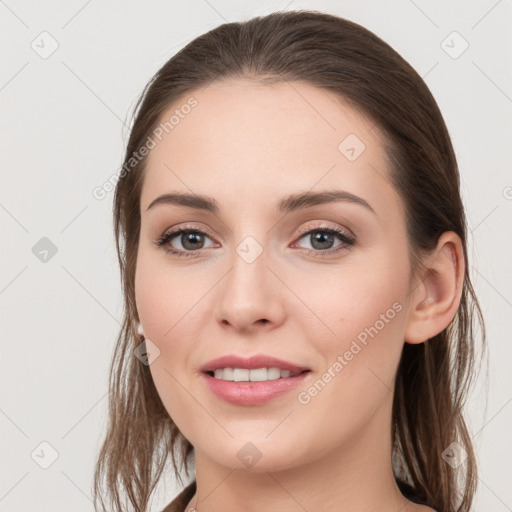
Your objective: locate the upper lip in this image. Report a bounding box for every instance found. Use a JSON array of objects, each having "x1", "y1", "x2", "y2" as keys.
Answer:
[{"x1": 201, "y1": 354, "x2": 310, "y2": 373}]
